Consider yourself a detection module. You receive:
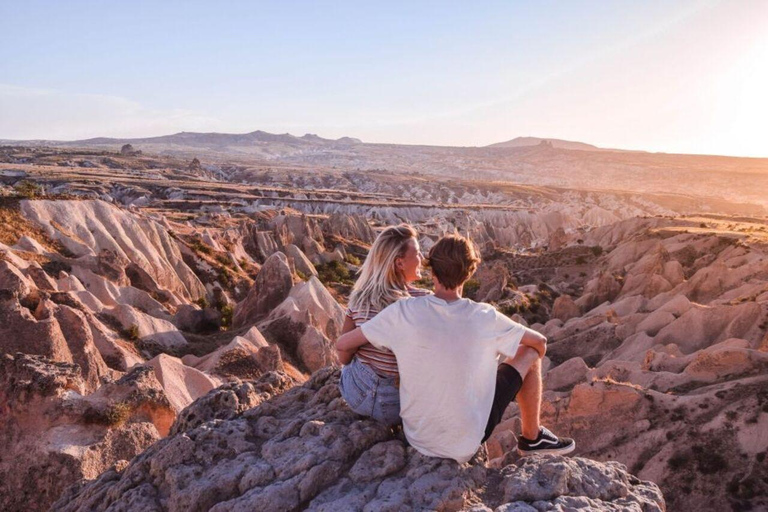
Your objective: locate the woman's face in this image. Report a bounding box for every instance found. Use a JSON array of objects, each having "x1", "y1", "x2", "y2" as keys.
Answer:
[{"x1": 397, "y1": 238, "x2": 423, "y2": 284}]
